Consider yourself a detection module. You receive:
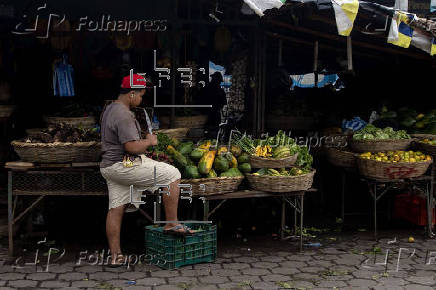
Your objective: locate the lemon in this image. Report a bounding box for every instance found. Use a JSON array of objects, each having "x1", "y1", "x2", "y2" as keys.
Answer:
[
  {"x1": 408, "y1": 236, "x2": 415, "y2": 243},
  {"x1": 409, "y1": 158, "x2": 416, "y2": 163}
]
